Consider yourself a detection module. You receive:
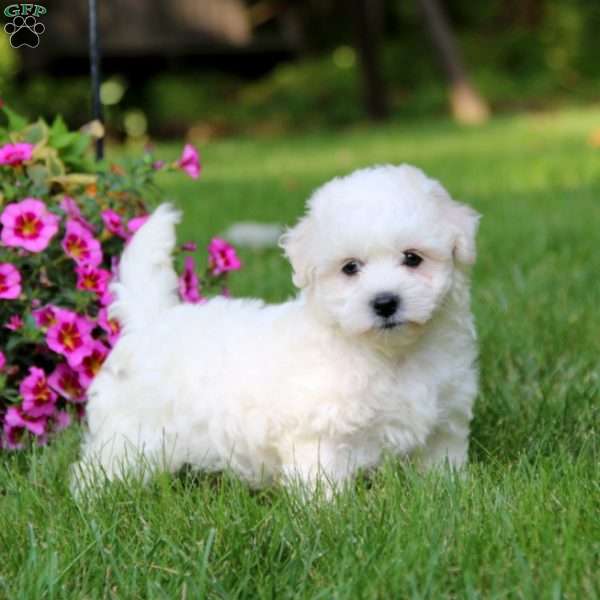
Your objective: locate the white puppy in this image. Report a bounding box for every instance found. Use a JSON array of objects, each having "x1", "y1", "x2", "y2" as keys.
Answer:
[{"x1": 73, "y1": 164, "x2": 480, "y2": 496}]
